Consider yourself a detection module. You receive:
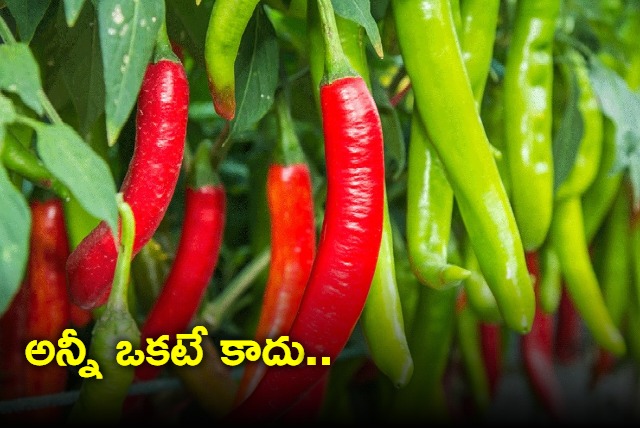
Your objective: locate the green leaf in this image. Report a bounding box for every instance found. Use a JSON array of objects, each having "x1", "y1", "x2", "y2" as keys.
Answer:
[
  {"x1": 4, "y1": 0, "x2": 52, "y2": 43},
  {"x1": 166, "y1": 0, "x2": 214, "y2": 67},
  {"x1": 553, "y1": 66, "x2": 584, "y2": 191},
  {"x1": 98, "y1": 0, "x2": 164, "y2": 146},
  {"x1": 230, "y1": 6, "x2": 279, "y2": 136},
  {"x1": 371, "y1": 78, "x2": 405, "y2": 180},
  {"x1": 589, "y1": 57, "x2": 640, "y2": 206},
  {"x1": 35, "y1": 123, "x2": 118, "y2": 234},
  {"x1": 0, "y1": 94, "x2": 16, "y2": 144},
  {"x1": 331, "y1": 0, "x2": 383, "y2": 58},
  {"x1": 61, "y1": 4, "x2": 105, "y2": 135},
  {"x1": 63, "y1": 0, "x2": 88, "y2": 26},
  {"x1": 0, "y1": 43, "x2": 44, "y2": 115},
  {"x1": 0, "y1": 165, "x2": 31, "y2": 317}
]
